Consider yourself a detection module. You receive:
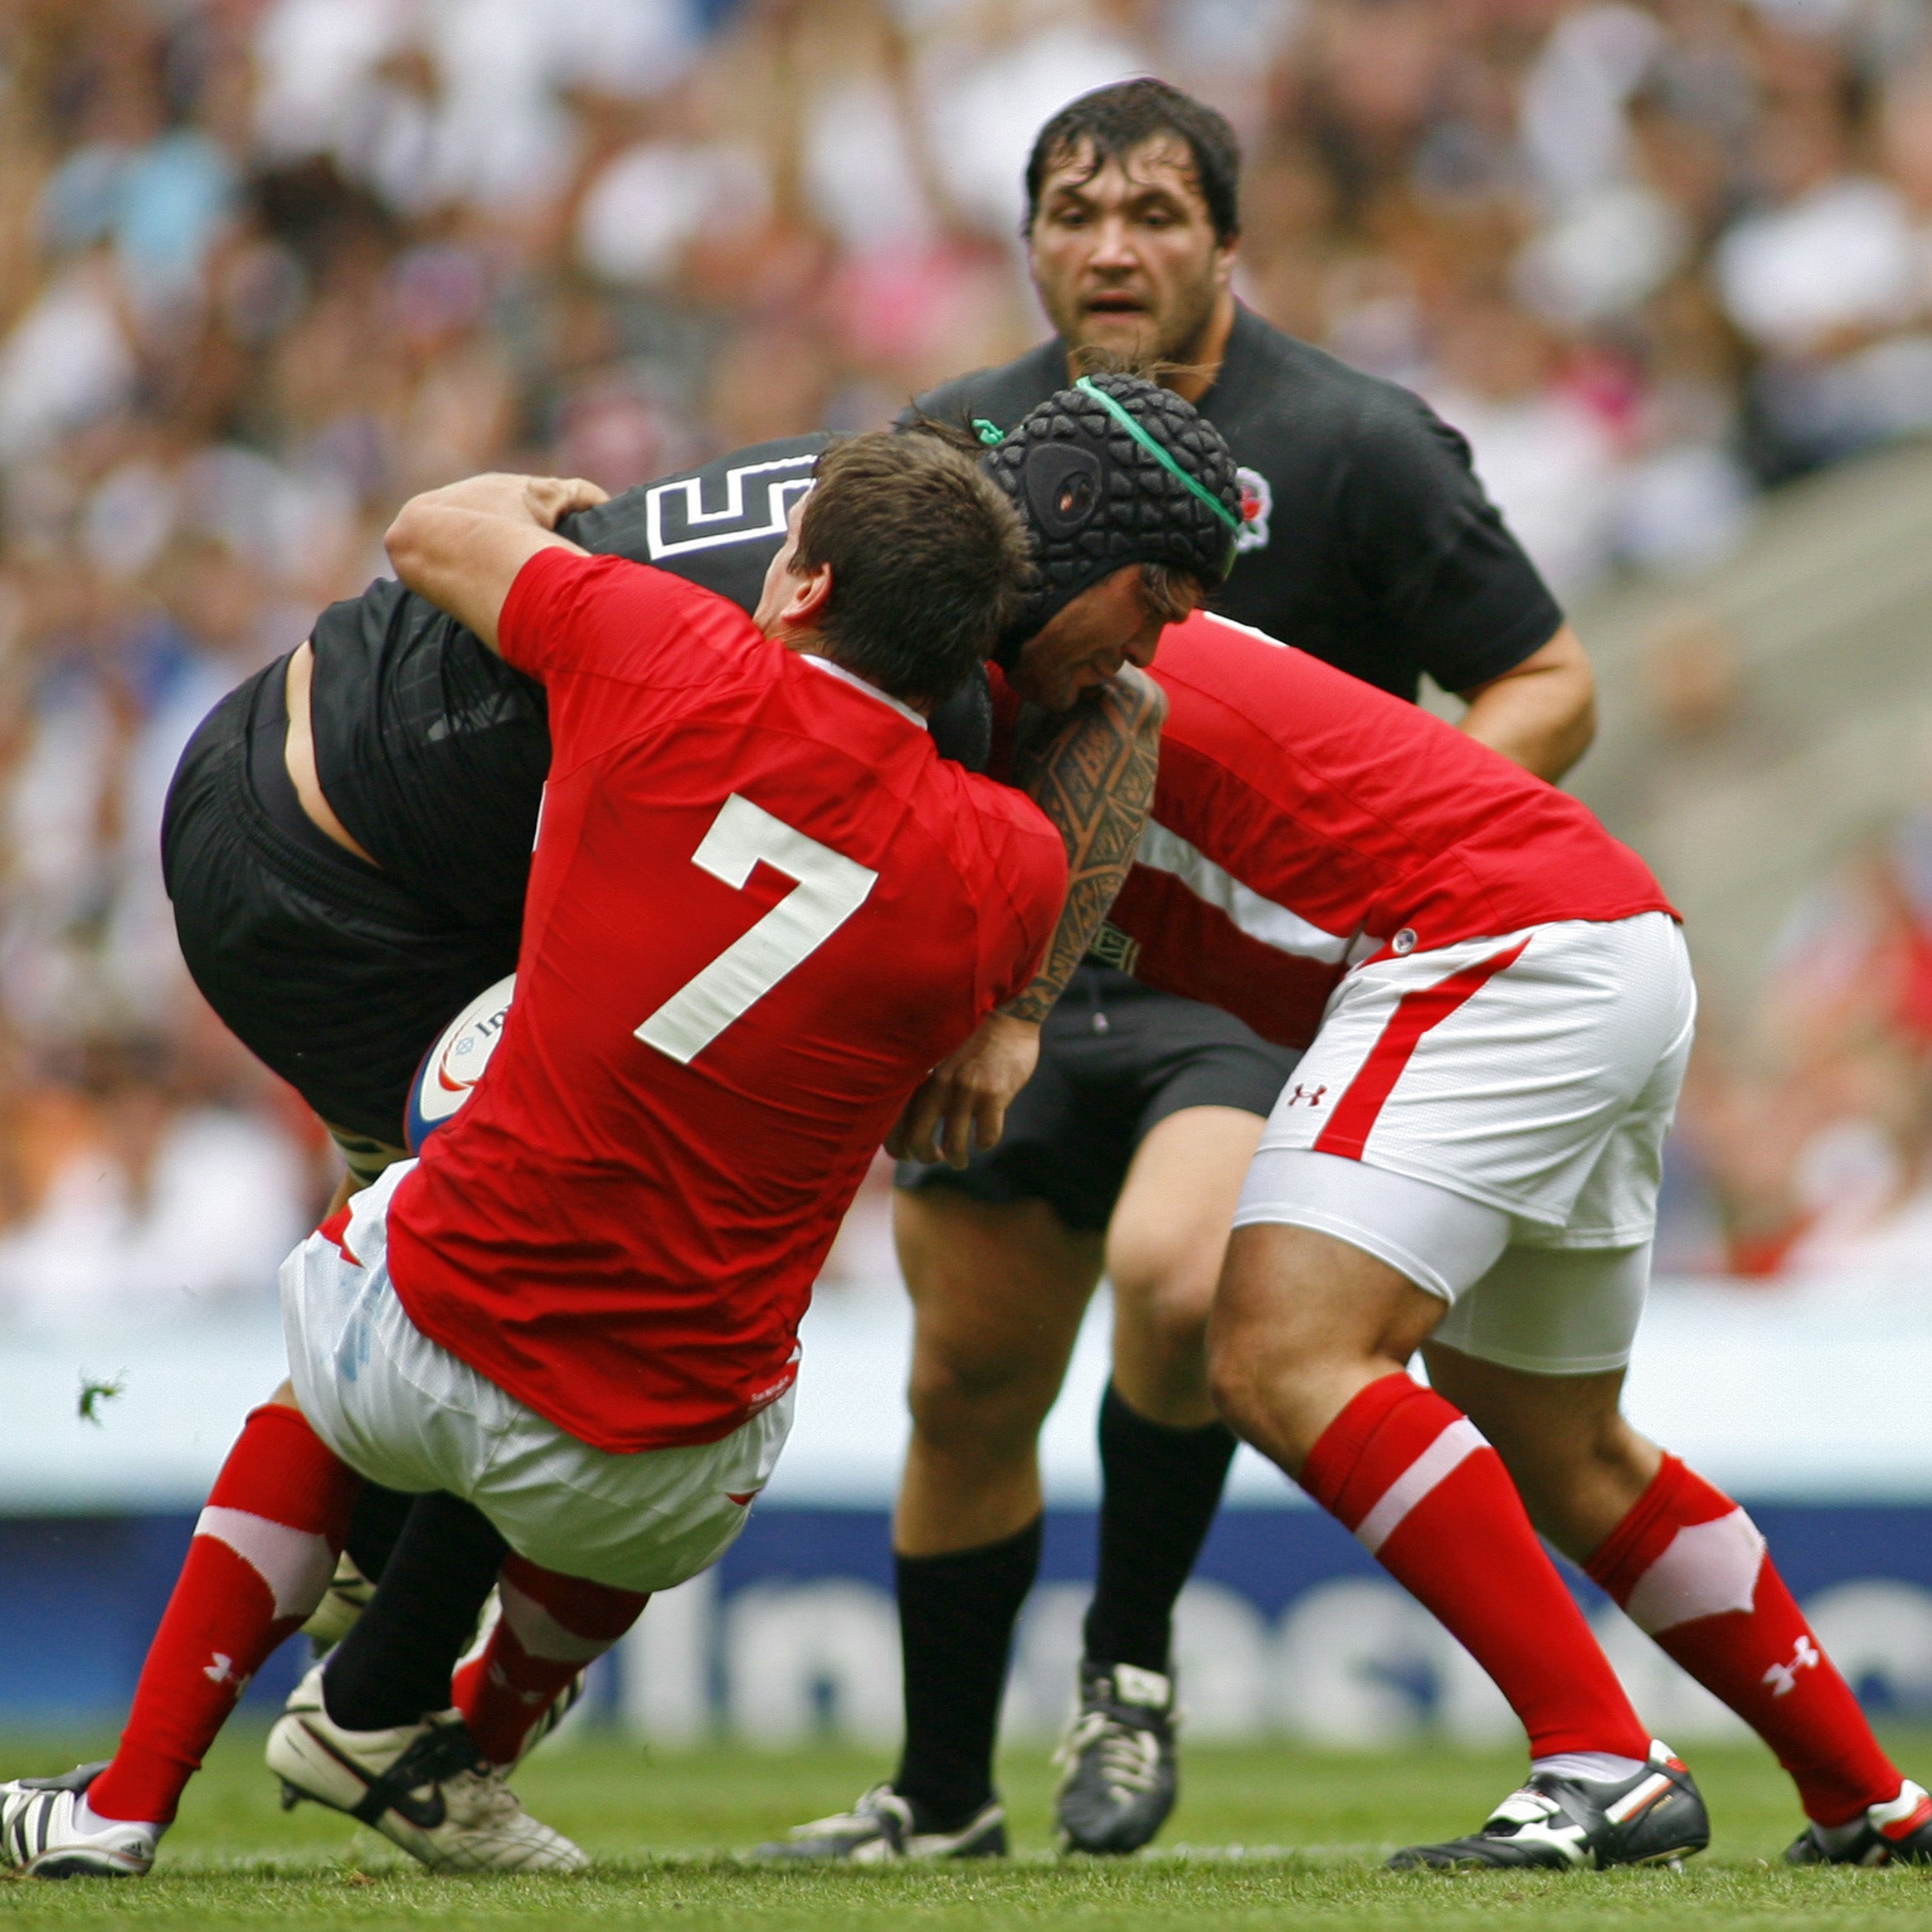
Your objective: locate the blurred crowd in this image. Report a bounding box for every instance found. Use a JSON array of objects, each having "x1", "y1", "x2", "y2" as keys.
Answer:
[
  {"x1": 1659, "y1": 798, "x2": 1932, "y2": 1283},
  {"x1": 4, "y1": 0, "x2": 1932, "y2": 1319}
]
